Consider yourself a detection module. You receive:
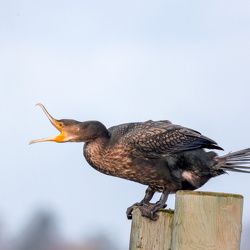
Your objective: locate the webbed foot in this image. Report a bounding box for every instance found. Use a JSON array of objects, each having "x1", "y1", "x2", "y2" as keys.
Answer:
[
  {"x1": 126, "y1": 202, "x2": 167, "y2": 220},
  {"x1": 126, "y1": 189, "x2": 169, "y2": 220},
  {"x1": 126, "y1": 202, "x2": 145, "y2": 219},
  {"x1": 138, "y1": 202, "x2": 167, "y2": 220}
]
